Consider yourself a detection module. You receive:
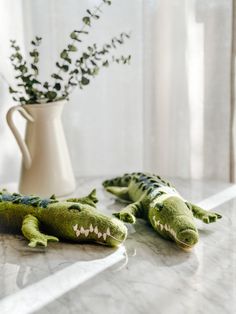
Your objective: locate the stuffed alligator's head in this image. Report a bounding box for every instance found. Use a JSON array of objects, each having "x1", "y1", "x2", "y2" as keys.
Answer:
[
  {"x1": 69, "y1": 205, "x2": 128, "y2": 247},
  {"x1": 149, "y1": 196, "x2": 199, "y2": 251},
  {"x1": 37, "y1": 189, "x2": 128, "y2": 247}
]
